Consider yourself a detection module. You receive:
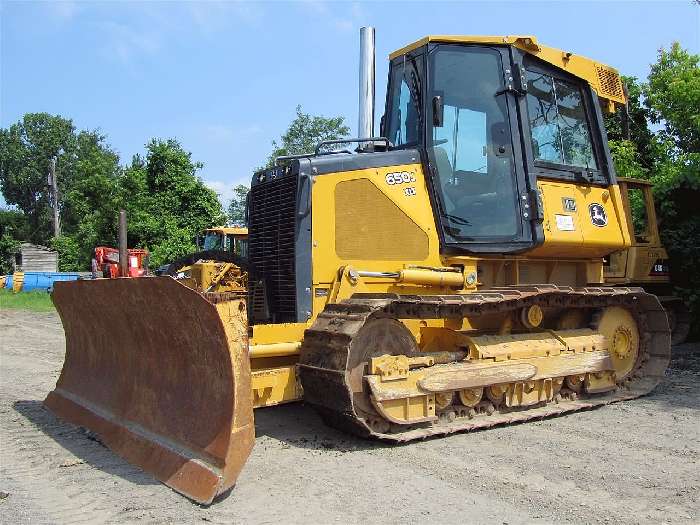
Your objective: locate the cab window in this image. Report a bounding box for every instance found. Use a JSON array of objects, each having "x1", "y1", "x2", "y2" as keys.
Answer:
[
  {"x1": 526, "y1": 71, "x2": 597, "y2": 169},
  {"x1": 433, "y1": 106, "x2": 488, "y2": 174},
  {"x1": 628, "y1": 188, "x2": 650, "y2": 242},
  {"x1": 203, "y1": 233, "x2": 224, "y2": 251},
  {"x1": 386, "y1": 57, "x2": 422, "y2": 147}
]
